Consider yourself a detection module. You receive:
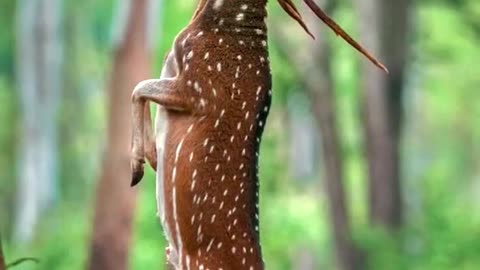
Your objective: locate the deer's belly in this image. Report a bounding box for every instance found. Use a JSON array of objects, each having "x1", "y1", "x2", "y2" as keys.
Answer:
[
  {"x1": 155, "y1": 106, "x2": 179, "y2": 266},
  {"x1": 155, "y1": 106, "x2": 167, "y2": 224},
  {"x1": 156, "y1": 113, "x2": 265, "y2": 268}
]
